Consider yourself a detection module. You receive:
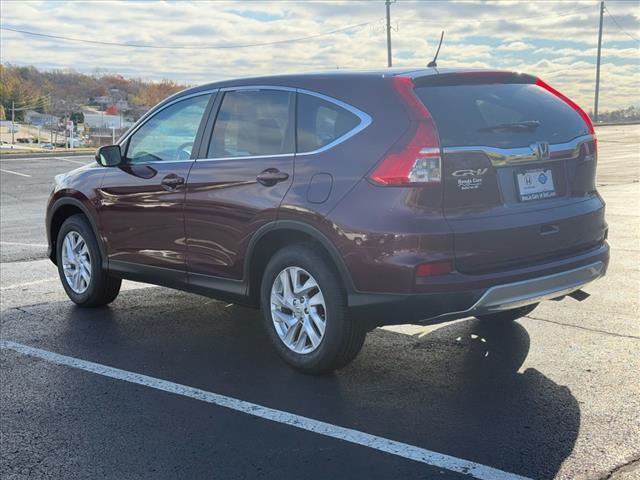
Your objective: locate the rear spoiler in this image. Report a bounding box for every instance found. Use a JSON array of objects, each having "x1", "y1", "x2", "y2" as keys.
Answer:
[{"x1": 413, "y1": 71, "x2": 537, "y2": 87}]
